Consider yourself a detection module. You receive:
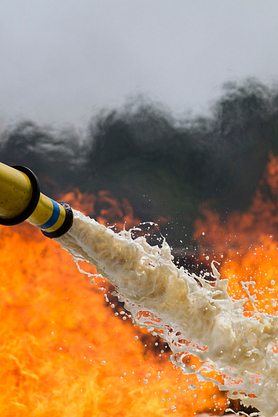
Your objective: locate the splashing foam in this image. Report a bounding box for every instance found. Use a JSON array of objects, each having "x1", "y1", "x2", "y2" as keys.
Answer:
[{"x1": 57, "y1": 210, "x2": 278, "y2": 417}]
